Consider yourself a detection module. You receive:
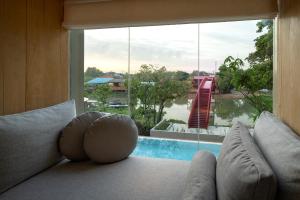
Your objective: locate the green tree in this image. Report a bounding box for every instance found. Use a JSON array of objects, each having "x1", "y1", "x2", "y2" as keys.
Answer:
[
  {"x1": 247, "y1": 20, "x2": 273, "y2": 64},
  {"x1": 231, "y1": 60, "x2": 272, "y2": 114},
  {"x1": 84, "y1": 67, "x2": 103, "y2": 82},
  {"x1": 90, "y1": 84, "x2": 112, "y2": 111},
  {"x1": 219, "y1": 56, "x2": 272, "y2": 116},
  {"x1": 175, "y1": 71, "x2": 190, "y2": 81},
  {"x1": 154, "y1": 68, "x2": 189, "y2": 122},
  {"x1": 127, "y1": 65, "x2": 189, "y2": 134},
  {"x1": 217, "y1": 56, "x2": 244, "y2": 93},
  {"x1": 191, "y1": 70, "x2": 210, "y2": 77}
]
